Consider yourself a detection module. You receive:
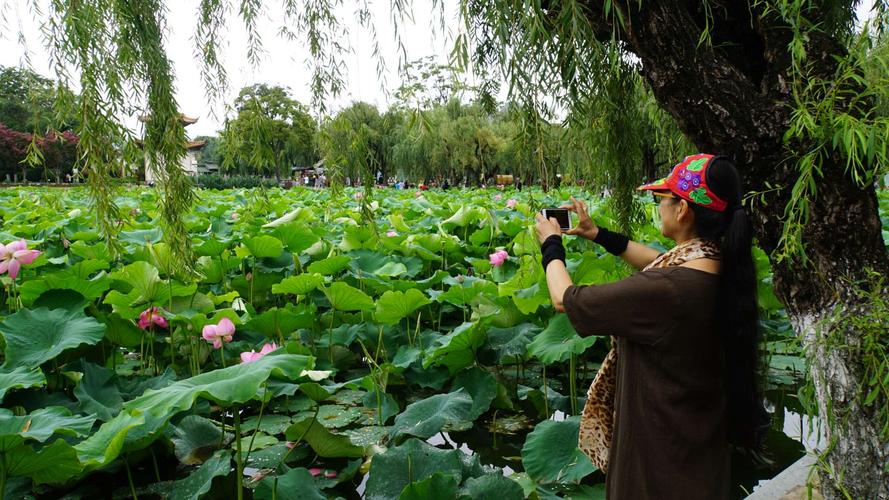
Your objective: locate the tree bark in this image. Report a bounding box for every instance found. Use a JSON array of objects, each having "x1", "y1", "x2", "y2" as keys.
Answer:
[{"x1": 579, "y1": 1, "x2": 889, "y2": 497}]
